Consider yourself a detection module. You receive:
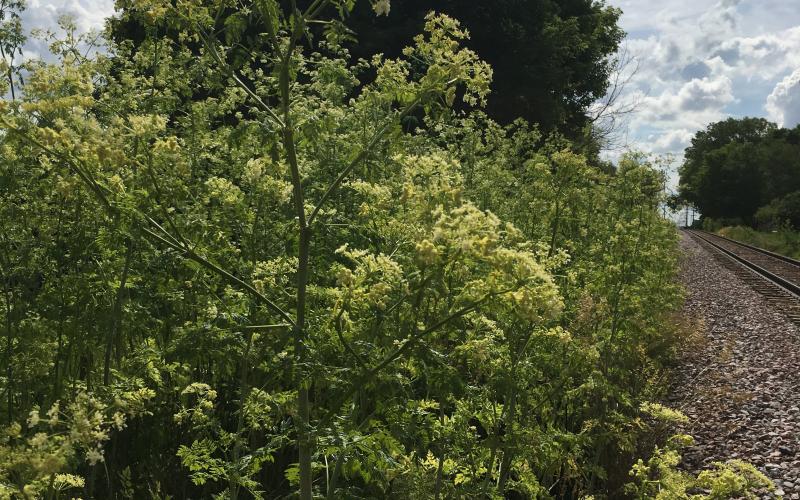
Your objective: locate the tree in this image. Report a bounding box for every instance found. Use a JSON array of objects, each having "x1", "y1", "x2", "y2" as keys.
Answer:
[
  {"x1": 348, "y1": 0, "x2": 624, "y2": 136},
  {"x1": 755, "y1": 191, "x2": 800, "y2": 230},
  {"x1": 679, "y1": 117, "x2": 779, "y2": 222},
  {"x1": 586, "y1": 43, "x2": 641, "y2": 152},
  {"x1": 679, "y1": 118, "x2": 800, "y2": 224}
]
